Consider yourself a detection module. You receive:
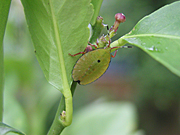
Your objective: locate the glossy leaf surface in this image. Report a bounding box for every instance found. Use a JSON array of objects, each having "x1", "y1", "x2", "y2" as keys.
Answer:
[
  {"x1": 113, "y1": 1, "x2": 180, "y2": 77},
  {"x1": 21, "y1": 0, "x2": 93, "y2": 91}
]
